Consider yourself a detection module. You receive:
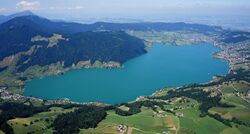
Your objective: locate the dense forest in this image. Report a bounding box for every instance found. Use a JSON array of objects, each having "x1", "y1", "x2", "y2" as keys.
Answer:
[
  {"x1": 0, "y1": 16, "x2": 51, "y2": 60},
  {"x1": 0, "y1": 15, "x2": 147, "y2": 71},
  {"x1": 17, "y1": 31, "x2": 146, "y2": 71},
  {"x1": 53, "y1": 106, "x2": 107, "y2": 134}
]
